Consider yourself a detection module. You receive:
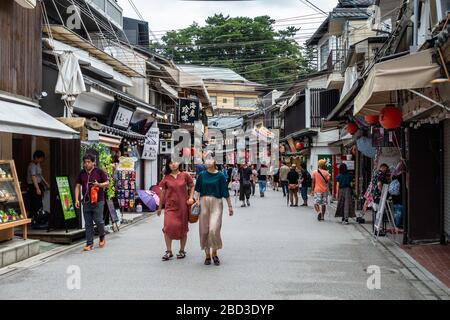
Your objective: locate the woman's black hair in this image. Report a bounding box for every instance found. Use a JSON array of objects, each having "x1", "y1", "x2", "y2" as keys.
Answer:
[
  {"x1": 82, "y1": 154, "x2": 96, "y2": 162},
  {"x1": 339, "y1": 163, "x2": 348, "y2": 174},
  {"x1": 164, "y1": 157, "x2": 181, "y2": 175},
  {"x1": 33, "y1": 150, "x2": 45, "y2": 160}
]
